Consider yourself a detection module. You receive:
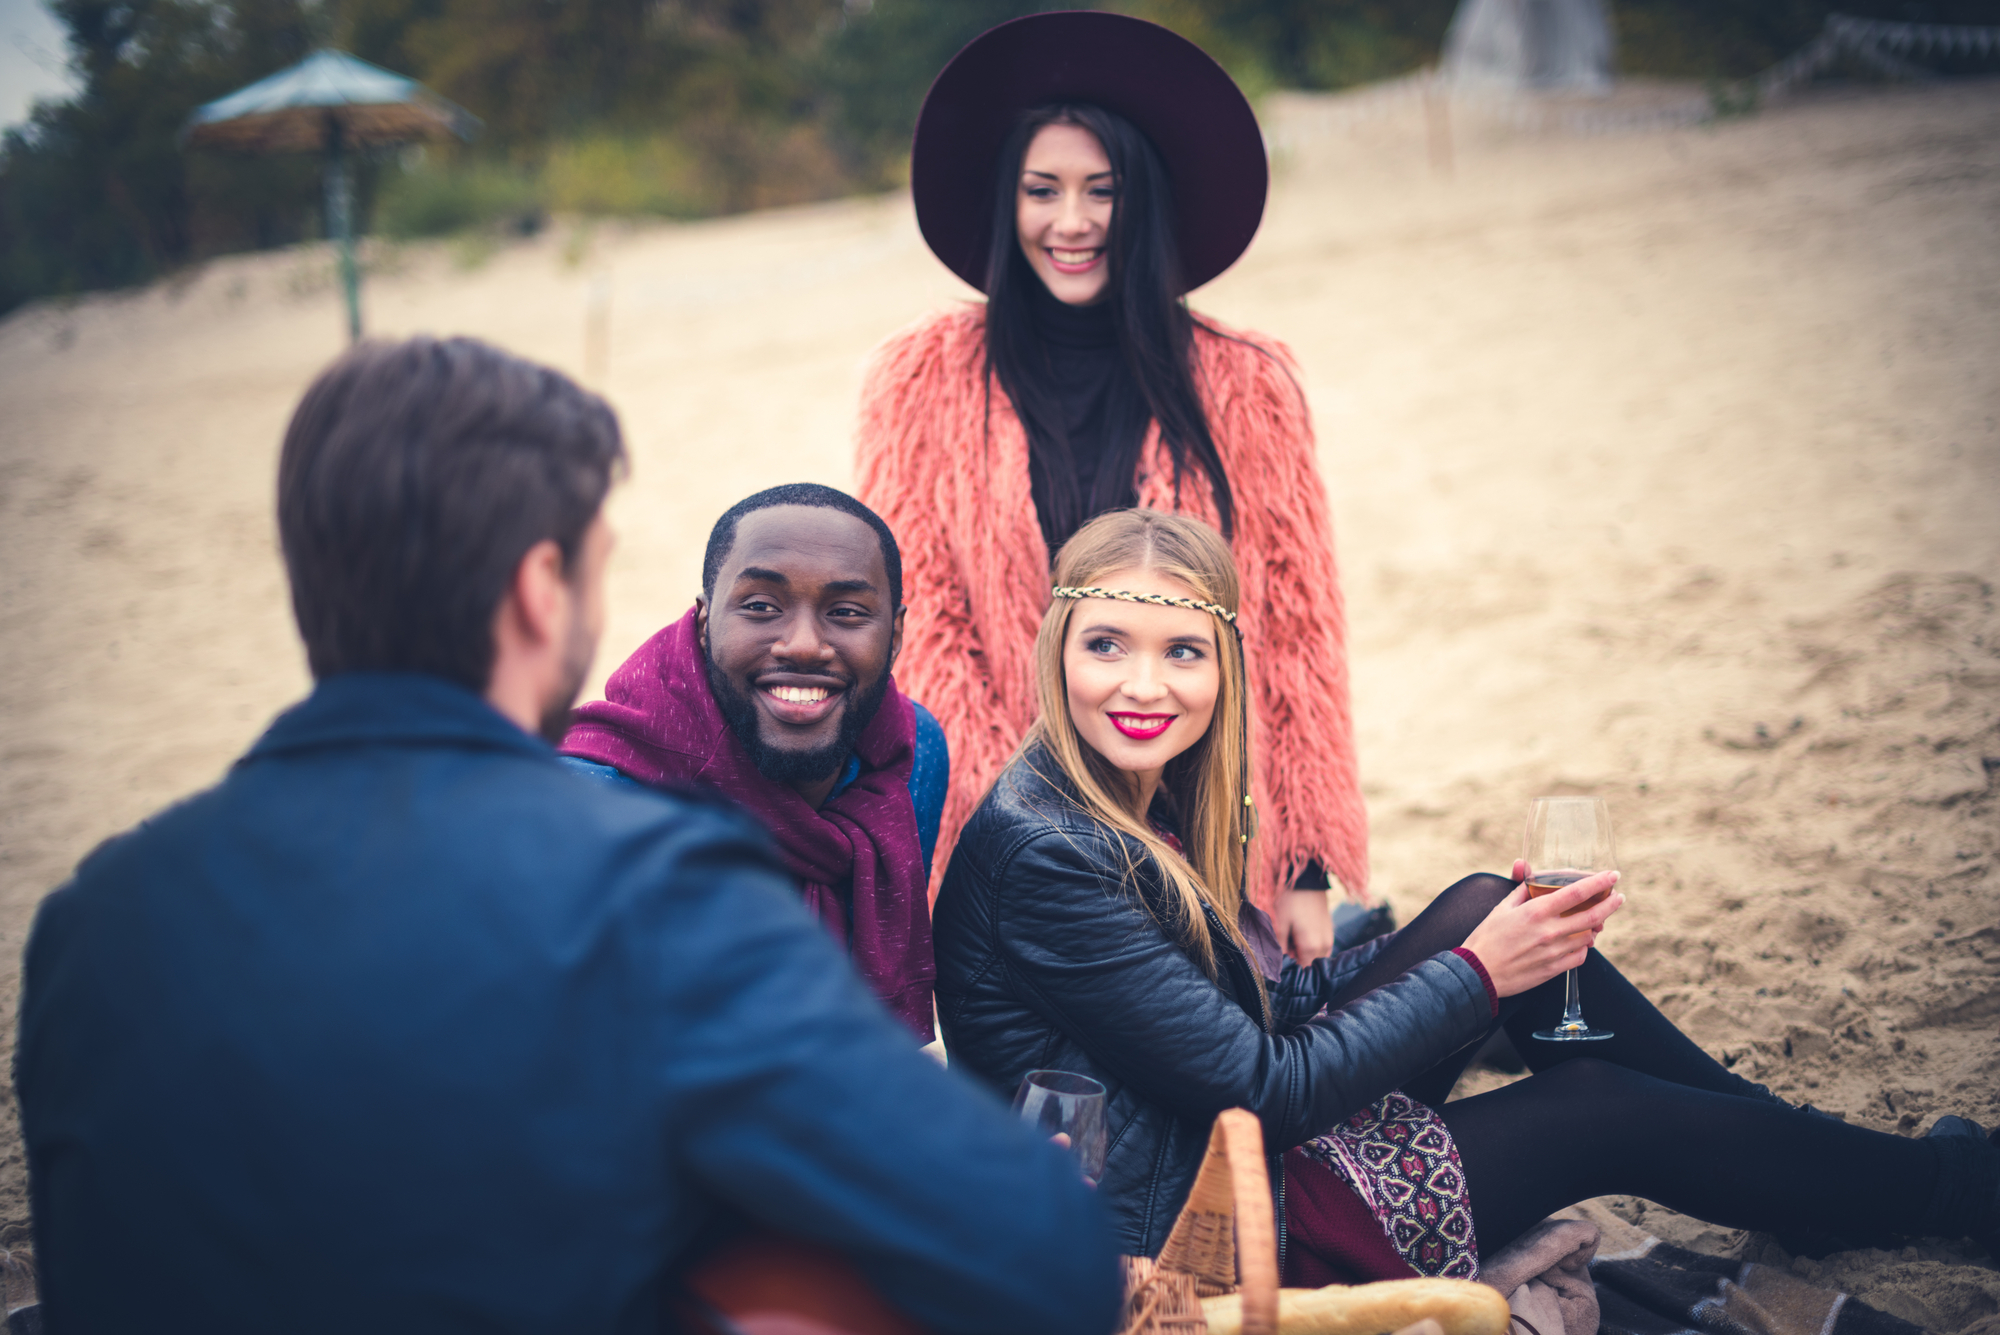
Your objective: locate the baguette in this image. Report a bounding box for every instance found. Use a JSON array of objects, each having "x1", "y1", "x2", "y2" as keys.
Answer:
[{"x1": 1200, "y1": 1279, "x2": 1511, "y2": 1335}]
